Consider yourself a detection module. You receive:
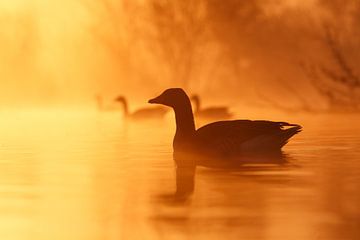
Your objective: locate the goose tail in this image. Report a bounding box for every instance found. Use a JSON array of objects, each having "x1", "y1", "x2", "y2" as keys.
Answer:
[{"x1": 279, "y1": 124, "x2": 302, "y2": 148}]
